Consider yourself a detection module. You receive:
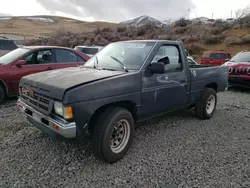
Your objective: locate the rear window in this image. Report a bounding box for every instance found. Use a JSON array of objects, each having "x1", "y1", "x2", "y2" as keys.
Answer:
[
  {"x1": 209, "y1": 53, "x2": 227, "y2": 59},
  {"x1": 0, "y1": 40, "x2": 18, "y2": 50},
  {"x1": 75, "y1": 47, "x2": 99, "y2": 55}
]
